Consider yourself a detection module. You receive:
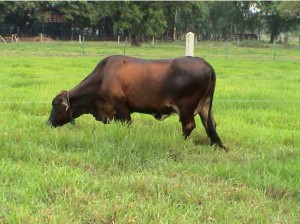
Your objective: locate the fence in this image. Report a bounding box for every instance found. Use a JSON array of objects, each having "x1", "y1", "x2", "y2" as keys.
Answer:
[{"x1": 1, "y1": 39, "x2": 299, "y2": 61}]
